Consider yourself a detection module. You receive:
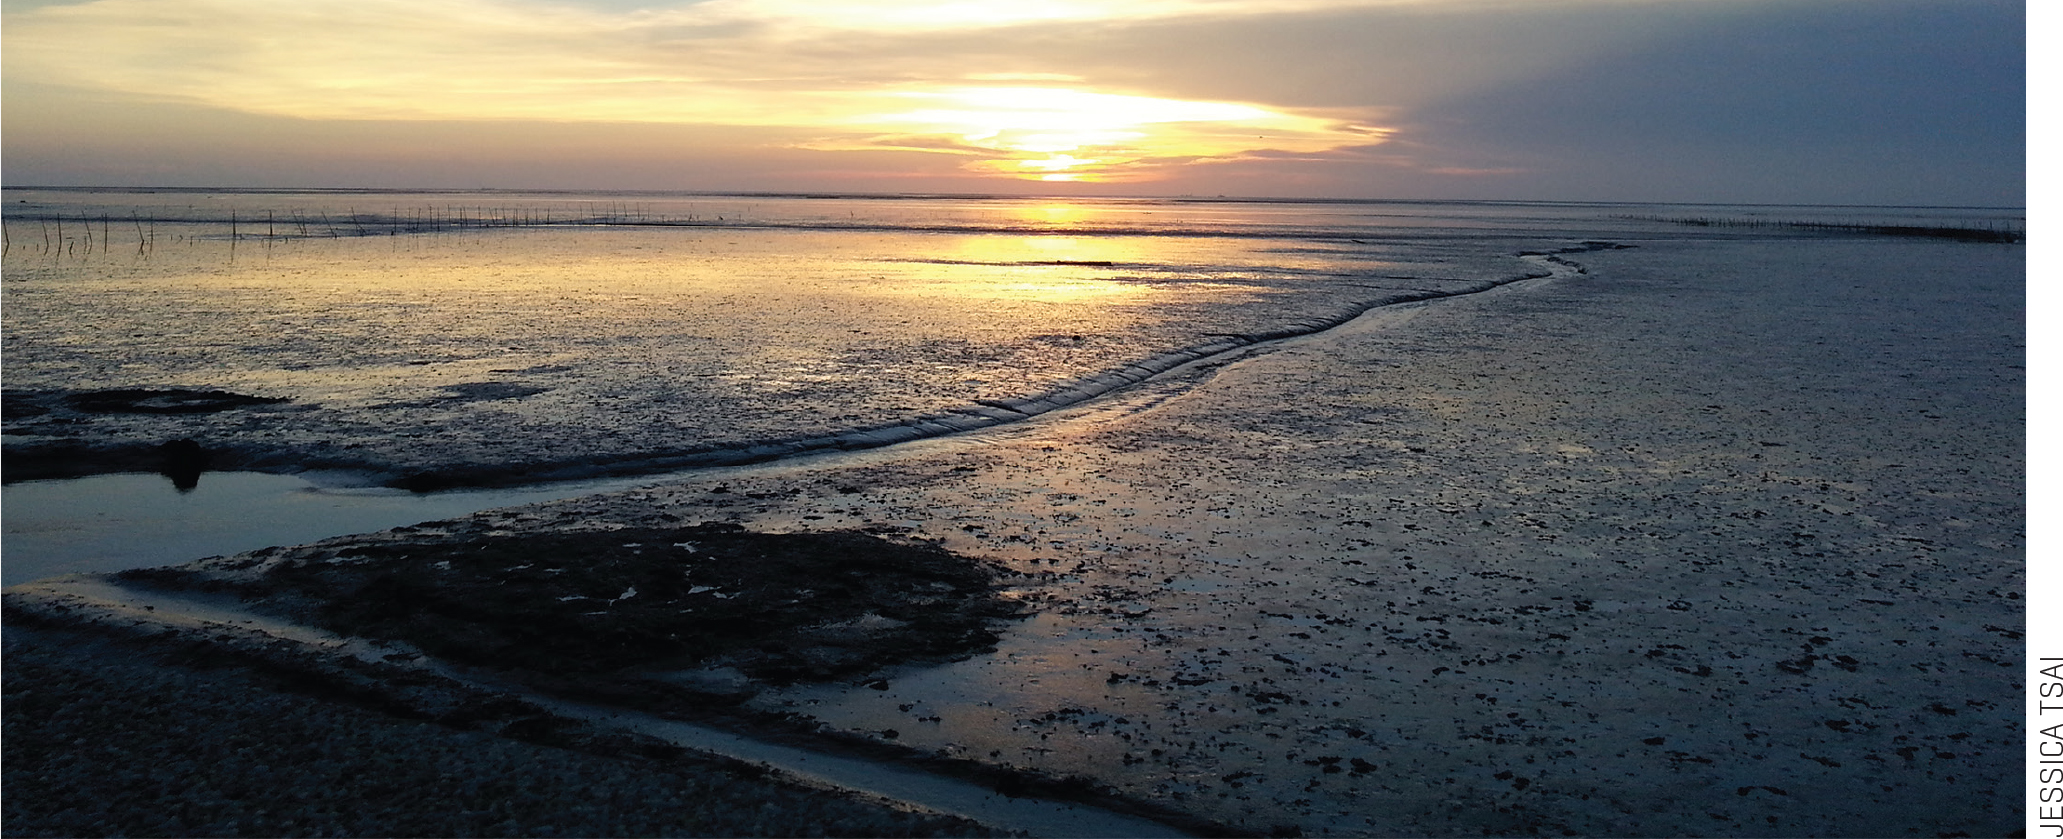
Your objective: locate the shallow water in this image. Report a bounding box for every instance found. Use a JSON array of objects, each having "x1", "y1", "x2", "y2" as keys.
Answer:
[
  {"x1": 4, "y1": 195, "x2": 1573, "y2": 487},
  {"x1": 5, "y1": 192, "x2": 2017, "y2": 486},
  {"x1": 0, "y1": 471, "x2": 664, "y2": 586},
  {"x1": 0, "y1": 191, "x2": 2021, "y2": 586}
]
